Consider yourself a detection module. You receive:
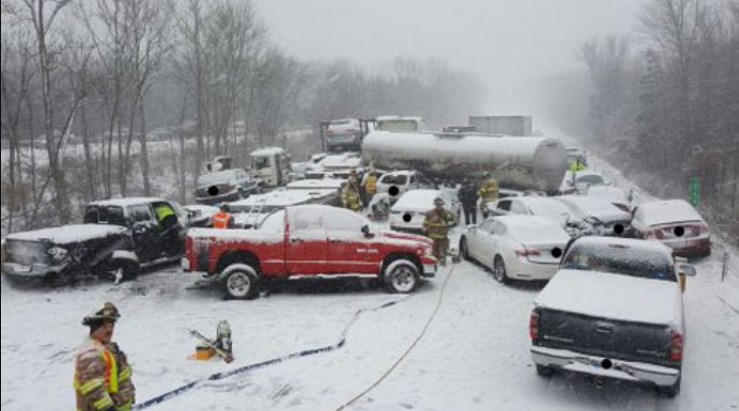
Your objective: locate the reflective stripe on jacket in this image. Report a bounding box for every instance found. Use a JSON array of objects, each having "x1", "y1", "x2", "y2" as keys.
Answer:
[
  {"x1": 75, "y1": 338, "x2": 134, "y2": 411},
  {"x1": 423, "y1": 209, "x2": 456, "y2": 239}
]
